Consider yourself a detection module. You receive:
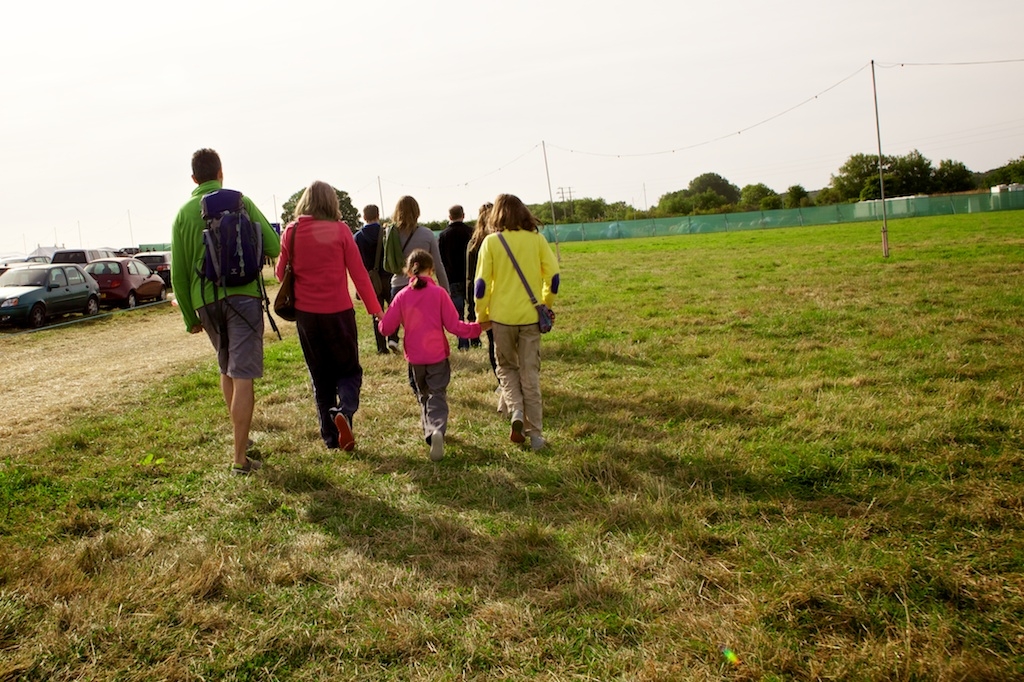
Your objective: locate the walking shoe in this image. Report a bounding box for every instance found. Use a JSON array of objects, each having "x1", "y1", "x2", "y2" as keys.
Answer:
[
  {"x1": 387, "y1": 339, "x2": 400, "y2": 354},
  {"x1": 429, "y1": 430, "x2": 445, "y2": 462},
  {"x1": 530, "y1": 435, "x2": 547, "y2": 451},
  {"x1": 510, "y1": 410, "x2": 525, "y2": 444},
  {"x1": 334, "y1": 412, "x2": 355, "y2": 451},
  {"x1": 231, "y1": 457, "x2": 262, "y2": 476}
]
